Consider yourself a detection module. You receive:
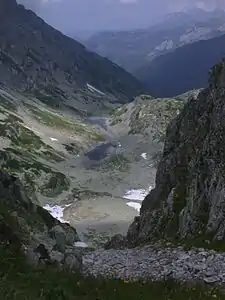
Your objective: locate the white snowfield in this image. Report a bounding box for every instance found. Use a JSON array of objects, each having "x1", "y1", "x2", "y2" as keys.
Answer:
[
  {"x1": 50, "y1": 137, "x2": 58, "y2": 142},
  {"x1": 43, "y1": 204, "x2": 89, "y2": 247},
  {"x1": 74, "y1": 241, "x2": 89, "y2": 248},
  {"x1": 123, "y1": 186, "x2": 153, "y2": 213},
  {"x1": 43, "y1": 204, "x2": 71, "y2": 223},
  {"x1": 86, "y1": 83, "x2": 105, "y2": 96},
  {"x1": 141, "y1": 153, "x2": 147, "y2": 160}
]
